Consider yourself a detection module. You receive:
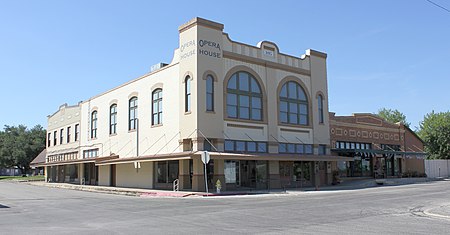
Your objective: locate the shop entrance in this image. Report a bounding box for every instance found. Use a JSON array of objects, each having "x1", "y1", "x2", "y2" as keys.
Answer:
[
  {"x1": 225, "y1": 160, "x2": 268, "y2": 190},
  {"x1": 83, "y1": 163, "x2": 98, "y2": 185}
]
